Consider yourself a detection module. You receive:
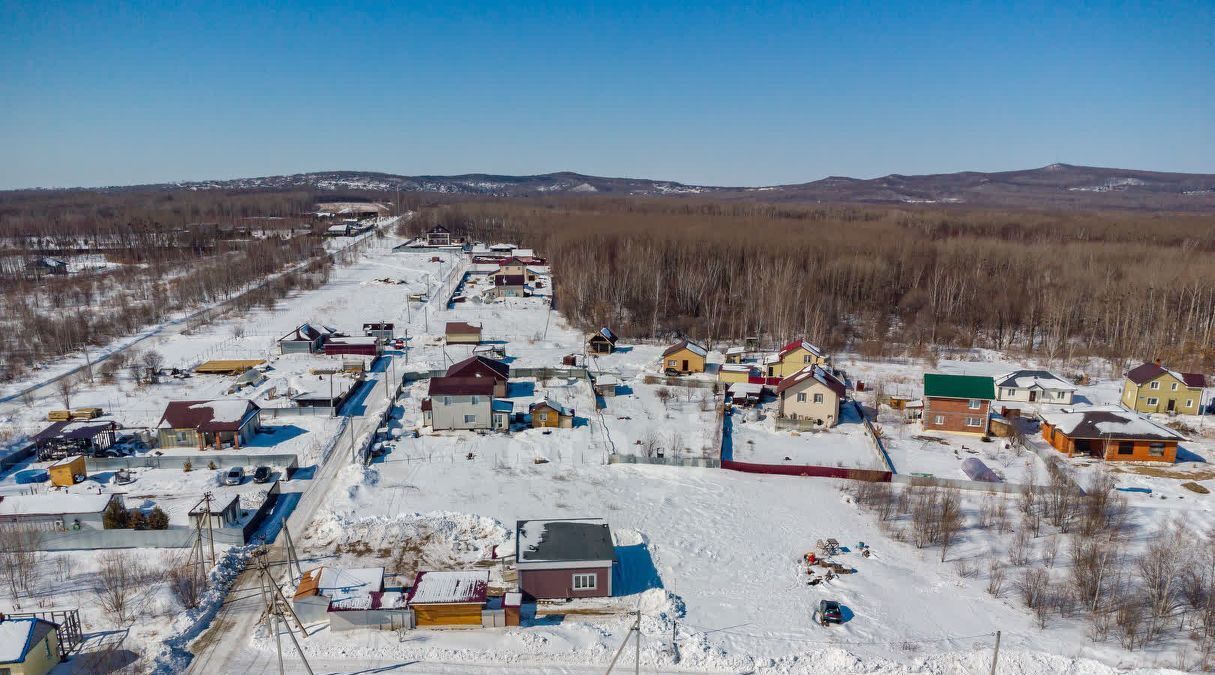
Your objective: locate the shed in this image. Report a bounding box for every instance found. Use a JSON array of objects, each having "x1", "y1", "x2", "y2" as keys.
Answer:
[
  {"x1": 0, "y1": 493, "x2": 123, "y2": 531},
  {"x1": 0, "y1": 615, "x2": 61, "y2": 675},
  {"x1": 406, "y1": 570, "x2": 489, "y2": 627},
  {"x1": 322, "y1": 336, "x2": 380, "y2": 357},
  {"x1": 515, "y1": 518, "x2": 615, "y2": 599},
  {"x1": 530, "y1": 399, "x2": 574, "y2": 429},
  {"x1": 31, "y1": 419, "x2": 118, "y2": 460},
  {"x1": 593, "y1": 375, "x2": 619, "y2": 398},
  {"x1": 587, "y1": 328, "x2": 619, "y2": 354},
  {"x1": 194, "y1": 359, "x2": 267, "y2": 375},
  {"x1": 48, "y1": 455, "x2": 86, "y2": 487},
  {"x1": 445, "y1": 321, "x2": 483, "y2": 345},
  {"x1": 362, "y1": 322, "x2": 395, "y2": 339},
  {"x1": 292, "y1": 566, "x2": 385, "y2": 624}
]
